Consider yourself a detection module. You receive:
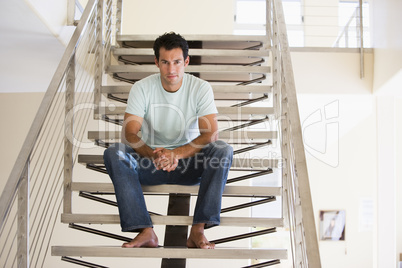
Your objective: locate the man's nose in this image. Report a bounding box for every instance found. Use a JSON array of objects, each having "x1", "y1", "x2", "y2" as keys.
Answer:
[{"x1": 168, "y1": 63, "x2": 174, "y2": 73}]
